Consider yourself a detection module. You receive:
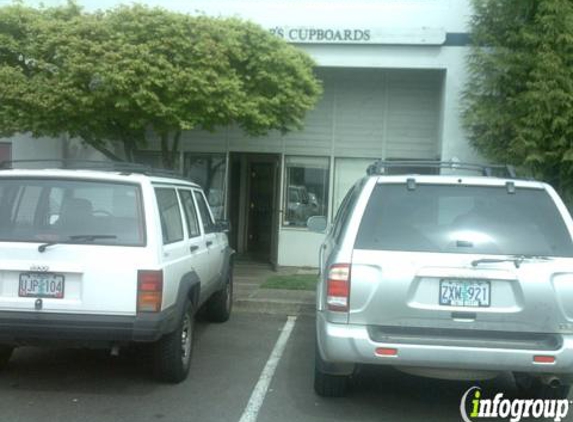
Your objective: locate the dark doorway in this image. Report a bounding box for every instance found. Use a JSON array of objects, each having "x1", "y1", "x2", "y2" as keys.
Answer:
[
  {"x1": 0, "y1": 143, "x2": 11, "y2": 163},
  {"x1": 247, "y1": 160, "x2": 275, "y2": 257},
  {"x1": 228, "y1": 153, "x2": 280, "y2": 264}
]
